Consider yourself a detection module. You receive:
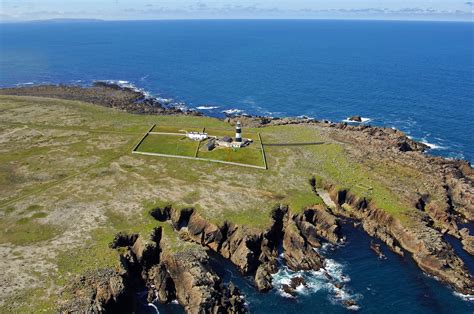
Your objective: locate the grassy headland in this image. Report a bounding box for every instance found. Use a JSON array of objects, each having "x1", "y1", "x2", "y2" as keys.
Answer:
[{"x1": 0, "y1": 93, "x2": 465, "y2": 310}]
